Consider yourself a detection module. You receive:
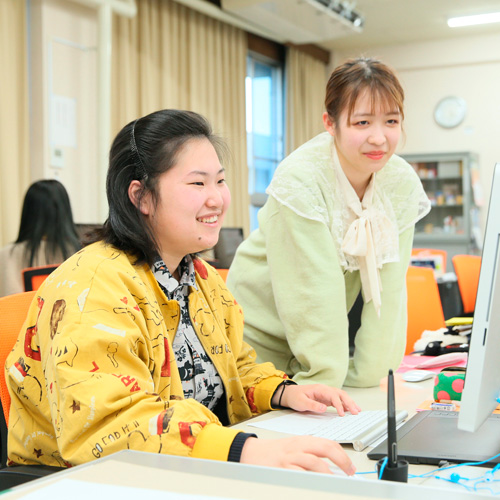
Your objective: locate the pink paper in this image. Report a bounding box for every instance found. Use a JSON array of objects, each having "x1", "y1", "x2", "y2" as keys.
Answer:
[{"x1": 397, "y1": 354, "x2": 467, "y2": 374}]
